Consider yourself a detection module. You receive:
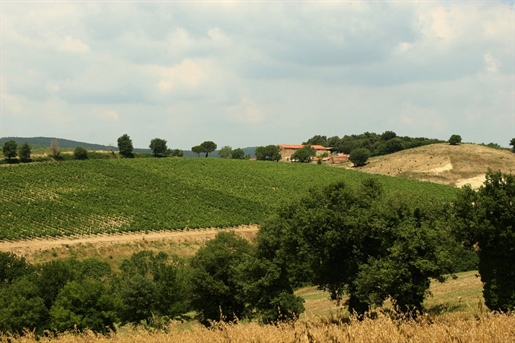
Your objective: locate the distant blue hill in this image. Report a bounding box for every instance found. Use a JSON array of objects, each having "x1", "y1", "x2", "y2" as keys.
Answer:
[{"x1": 0, "y1": 137, "x2": 256, "y2": 157}]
